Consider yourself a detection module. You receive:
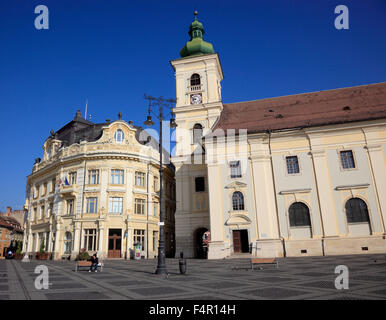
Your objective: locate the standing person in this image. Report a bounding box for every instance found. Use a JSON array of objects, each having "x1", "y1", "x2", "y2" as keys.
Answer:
[{"x1": 89, "y1": 254, "x2": 99, "y2": 272}]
